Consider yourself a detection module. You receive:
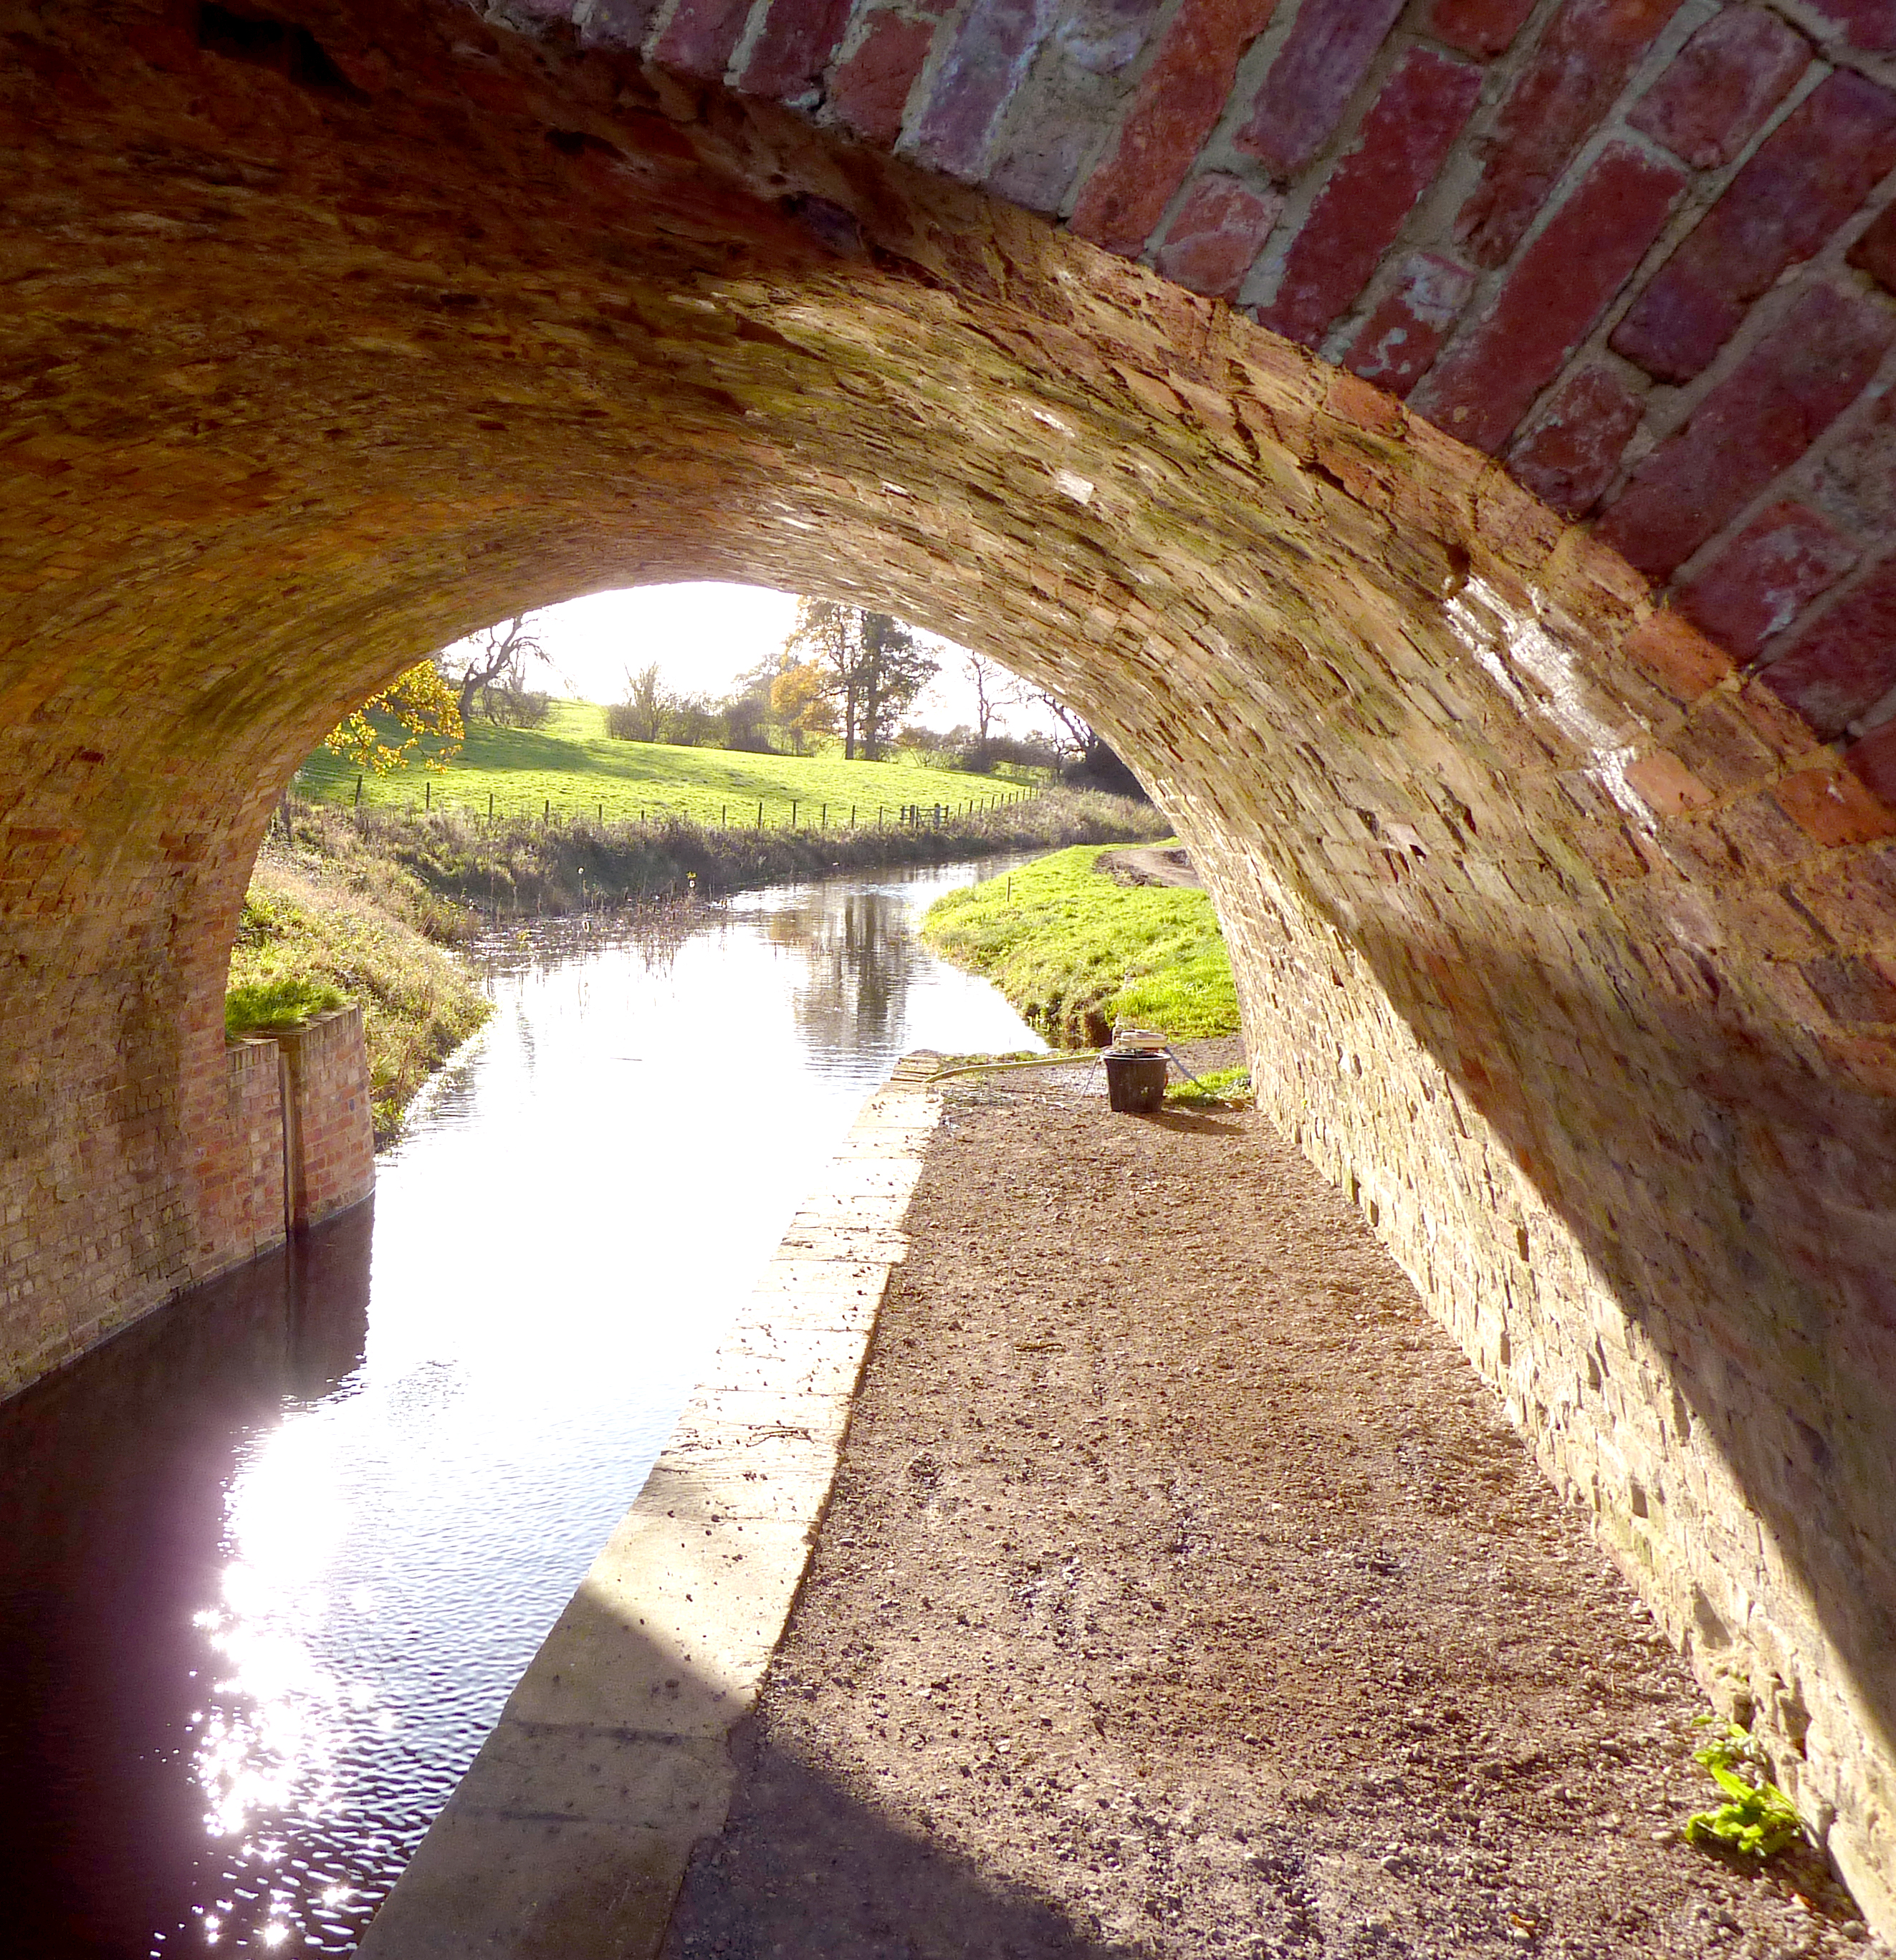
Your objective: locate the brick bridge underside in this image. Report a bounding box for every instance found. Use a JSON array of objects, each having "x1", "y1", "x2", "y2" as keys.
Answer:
[{"x1": 6, "y1": 0, "x2": 1896, "y2": 1930}]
